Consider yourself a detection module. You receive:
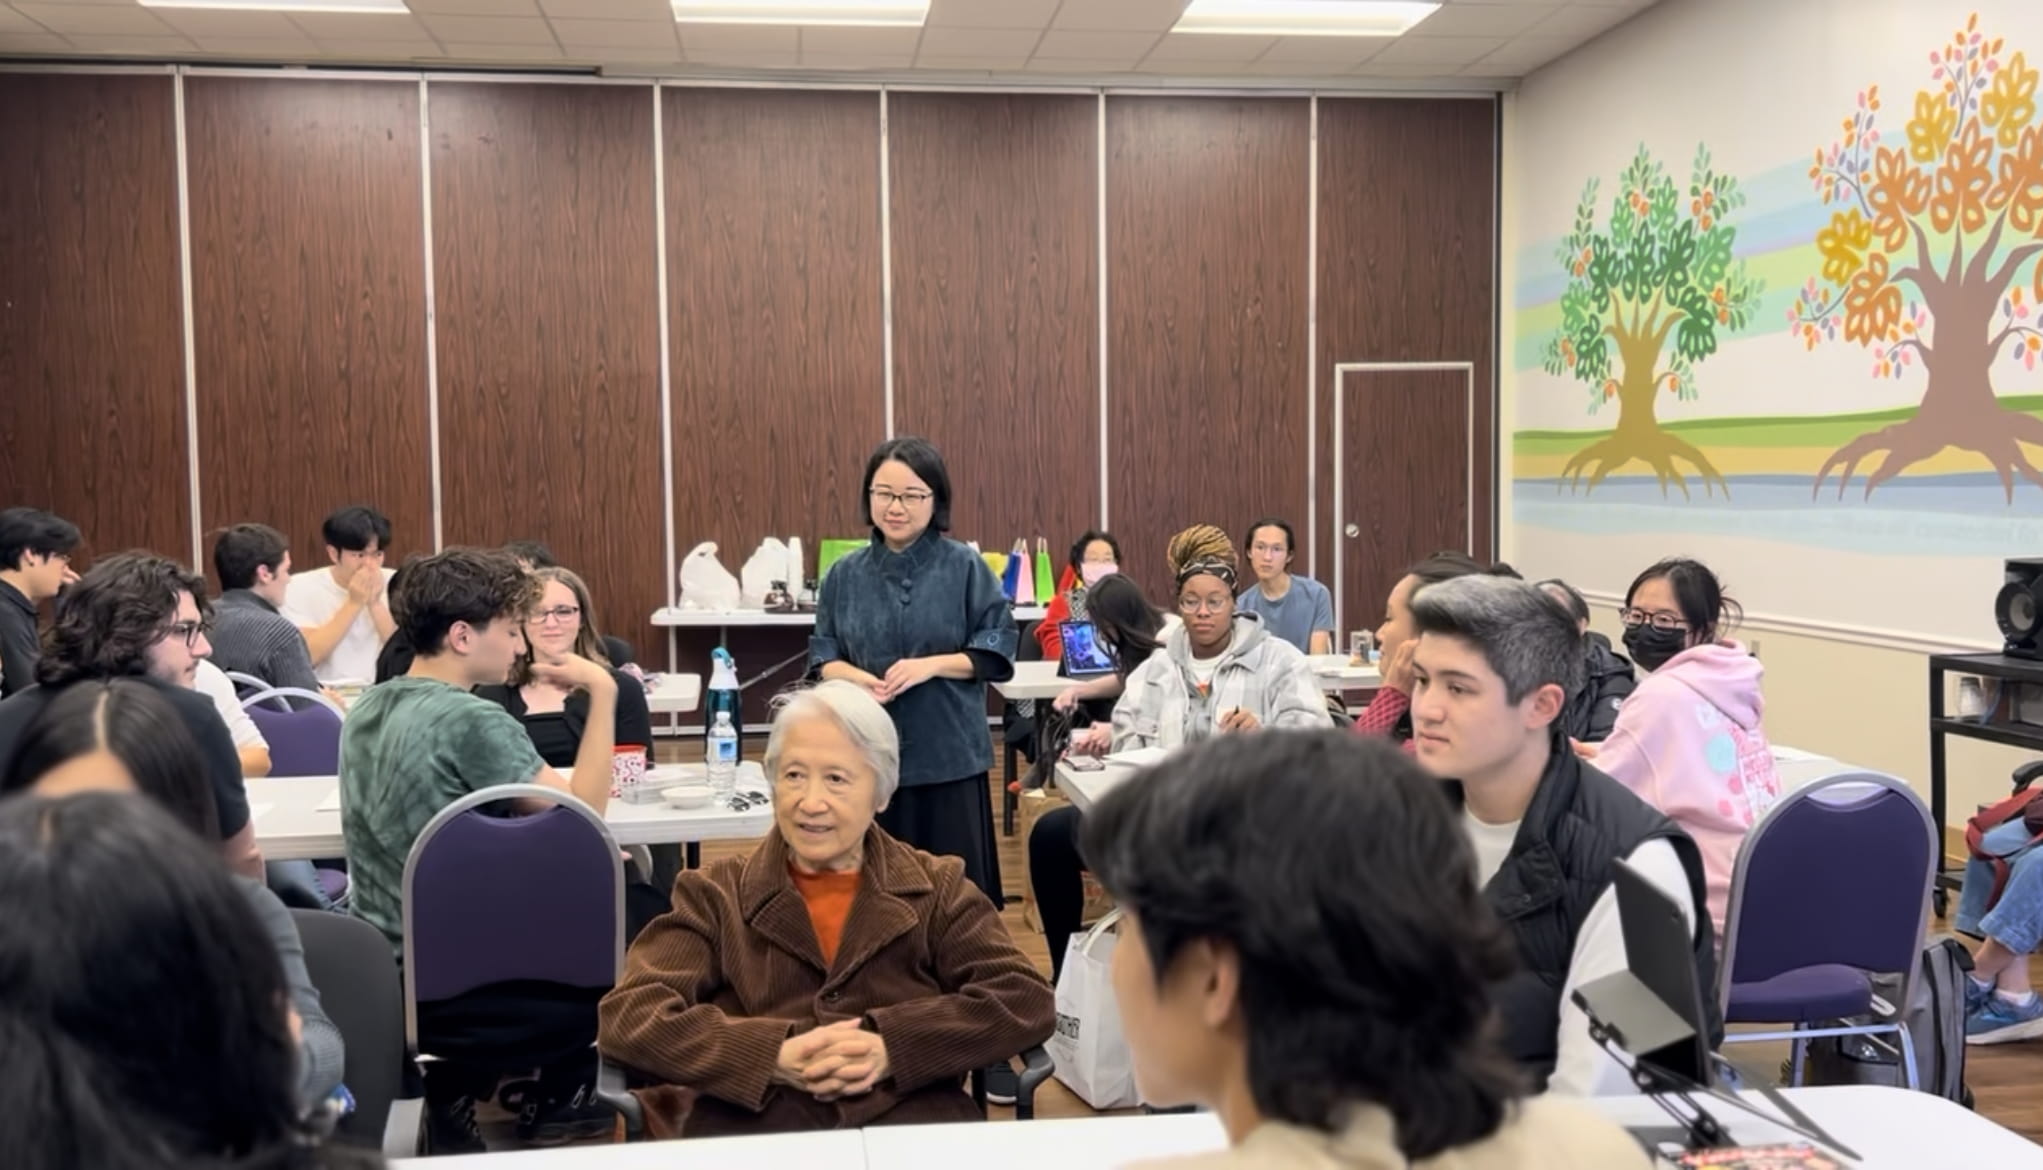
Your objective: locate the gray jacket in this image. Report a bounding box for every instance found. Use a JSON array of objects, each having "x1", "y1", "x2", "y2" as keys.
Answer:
[
  {"x1": 235, "y1": 876, "x2": 346, "y2": 1110},
  {"x1": 1111, "y1": 614, "x2": 1330, "y2": 751}
]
